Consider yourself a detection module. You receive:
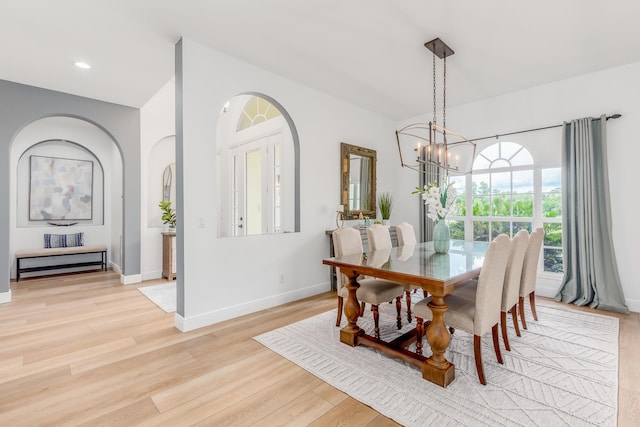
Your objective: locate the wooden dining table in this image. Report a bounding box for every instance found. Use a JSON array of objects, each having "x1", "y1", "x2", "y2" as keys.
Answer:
[{"x1": 323, "y1": 240, "x2": 490, "y2": 387}]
